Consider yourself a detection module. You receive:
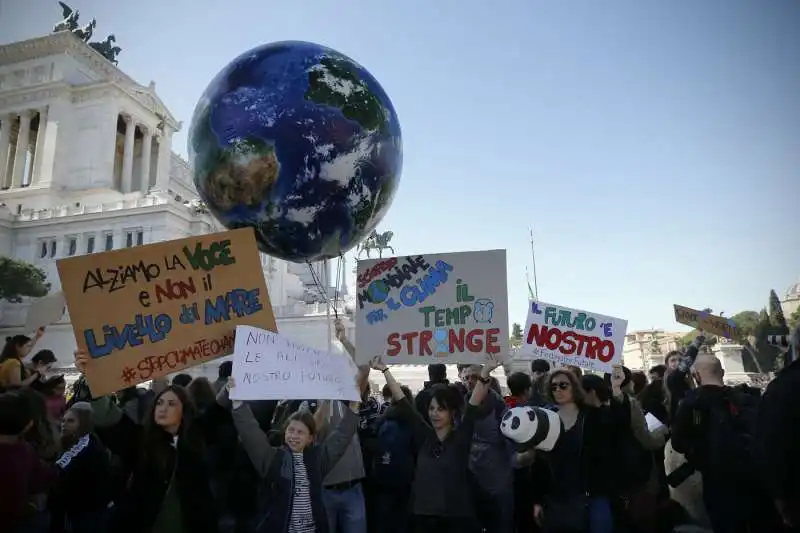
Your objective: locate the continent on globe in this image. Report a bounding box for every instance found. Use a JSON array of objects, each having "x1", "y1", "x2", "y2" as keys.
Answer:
[
  {"x1": 188, "y1": 40, "x2": 403, "y2": 263},
  {"x1": 305, "y1": 56, "x2": 388, "y2": 133},
  {"x1": 205, "y1": 138, "x2": 279, "y2": 211}
]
